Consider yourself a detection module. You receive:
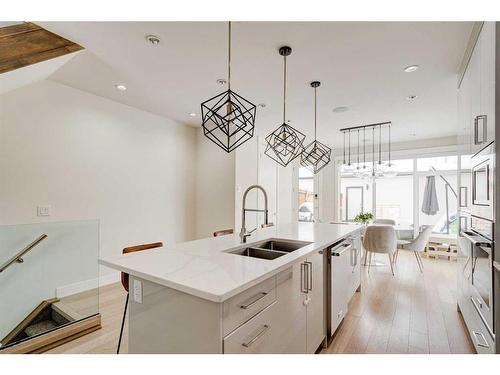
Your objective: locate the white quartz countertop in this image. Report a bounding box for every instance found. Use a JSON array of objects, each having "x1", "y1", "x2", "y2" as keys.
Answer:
[{"x1": 99, "y1": 222, "x2": 360, "y2": 302}]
